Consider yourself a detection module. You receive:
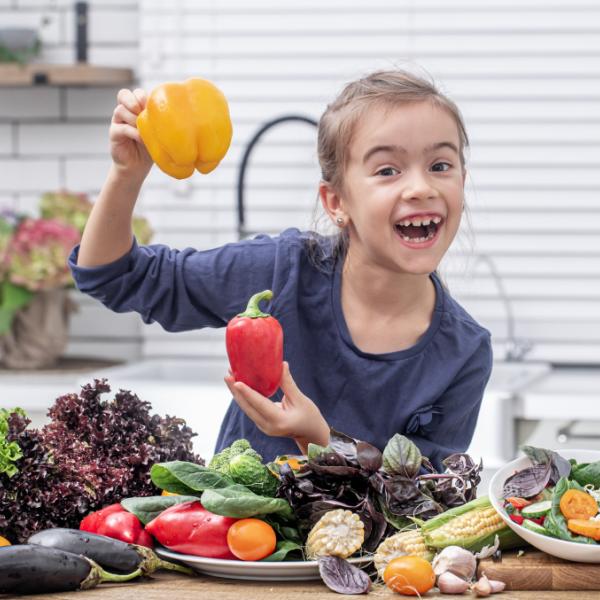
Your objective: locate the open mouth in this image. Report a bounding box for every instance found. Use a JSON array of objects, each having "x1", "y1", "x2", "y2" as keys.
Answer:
[{"x1": 394, "y1": 215, "x2": 442, "y2": 244}]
